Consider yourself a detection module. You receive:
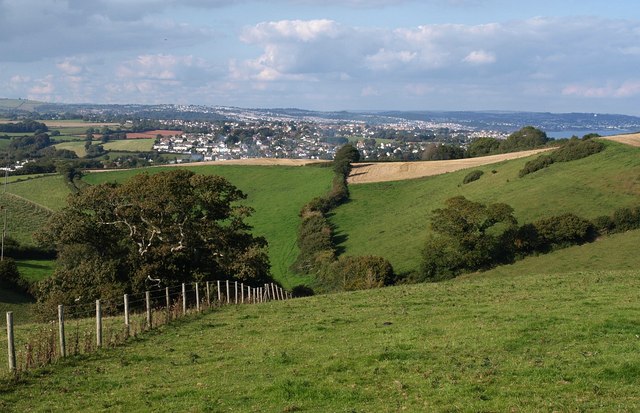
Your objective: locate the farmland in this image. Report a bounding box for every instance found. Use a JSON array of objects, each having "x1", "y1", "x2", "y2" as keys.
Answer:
[
  {"x1": 332, "y1": 140, "x2": 640, "y2": 275},
  {"x1": 2, "y1": 258, "x2": 640, "y2": 411}
]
